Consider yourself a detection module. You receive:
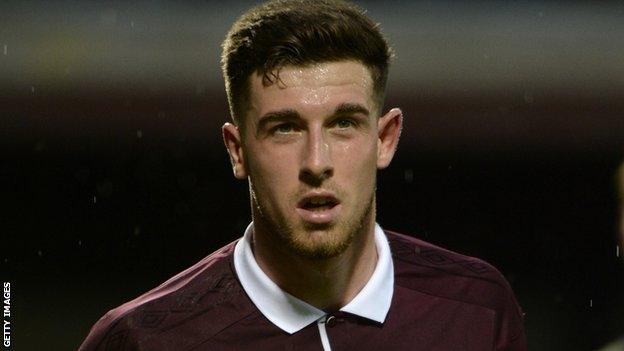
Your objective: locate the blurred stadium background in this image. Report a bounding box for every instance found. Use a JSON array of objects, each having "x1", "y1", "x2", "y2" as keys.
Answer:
[{"x1": 1, "y1": 1, "x2": 623, "y2": 350}]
